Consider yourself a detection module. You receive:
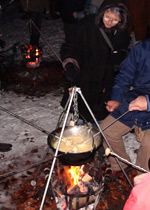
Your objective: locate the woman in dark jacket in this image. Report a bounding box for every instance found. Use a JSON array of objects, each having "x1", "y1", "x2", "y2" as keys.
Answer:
[{"x1": 60, "y1": 0, "x2": 130, "y2": 123}]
